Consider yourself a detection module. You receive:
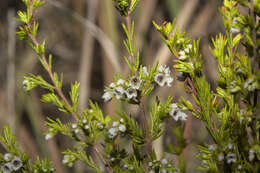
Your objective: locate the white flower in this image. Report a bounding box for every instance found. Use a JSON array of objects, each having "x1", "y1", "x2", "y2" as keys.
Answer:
[
  {"x1": 165, "y1": 75, "x2": 174, "y2": 87},
  {"x1": 126, "y1": 87, "x2": 138, "y2": 99},
  {"x1": 187, "y1": 44, "x2": 192, "y2": 49},
  {"x1": 208, "y1": 144, "x2": 217, "y2": 151},
  {"x1": 113, "y1": 86, "x2": 125, "y2": 99},
  {"x1": 120, "y1": 118, "x2": 124, "y2": 123},
  {"x1": 112, "y1": 121, "x2": 119, "y2": 127},
  {"x1": 118, "y1": 124, "x2": 126, "y2": 132},
  {"x1": 84, "y1": 125, "x2": 90, "y2": 130},
  {"x1": 11, "y1": 156, "x2": 23, "y2": 171},
  {"x1": 249, "y1": 149, "x2": 255, "y2": 161},
  {"x1": 154, "y1": 73, "x2": 166, "y2": 87},
  {"x1": 109, "y1": 82, "x2": 115, "y2": 88},
  {"x1": 1, "y1": 163, "x2": 13, "y2": 173},
  {"x1": 108, "y1": 127, "x2": 118, "y2": 139},
  {"x1": 231, "y1": 27, "x2": 239, "y2": 34},
  {"x1": 117, "y1": 79, "x2": 125, "y2": 85},
  {"x1": 45, "y1": 133, "x2": 53, "y2": 140},
  {"x1": 158, "y1": 65, "x2": 170, "y2": 75},
  {"x1": 176, "y1": 111, "x2": 187, "y2": 121},
  {"x1": 22, "y1": 79, "x2": 29, "y2": 90},
  {"x1": 71, "y1": 123, "x2": 77, "y2": 129},
  {"x1": 226, "y1": 153, "x2": 237, "y2": 164},
  {"x1": 82, "y1": 119, "x2": 87, "y2": 124},
  {"x1": 238, "y1": 165, "x2": 242, "y2": 170},
  {"x1": 4, "y1": 153, "x2": 12, "y2": 162},
  {"x1": 74, "y1": 129, "x2": 80, "y2": 134},
  {"x1": 227, "y1": 143, "x2": 233, "y2": 150},
  {"x1": 155, "y1": 65, "x2": 173, "y2": 87},
  {"x1": 130, "y1": 76, "x2": 142, "y2": 89},
  {"x1": 102, "y1": 90, "x2": 113, "y2": 102},
  {"x1": 161, "y1": 169, "x2": 167, "y2": 173},
  {"x1": 169, "y1": 104, "x2": 187, "y2": 121},
  {"x1": 218, "y1": 153, "x2": 224, "y2": 161},
  {"x1": 142, "y1": 66, "x2": 149, "y2": 76},
  {"x1": 179, "y1": 51, "x2": 187, "y2": 60},
  {"x1": 161, "y1": 158, "x2": 168, "y2": 165},
  {"x1": 148, "y1": 162, "x2": 153, "y2": 167}
]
